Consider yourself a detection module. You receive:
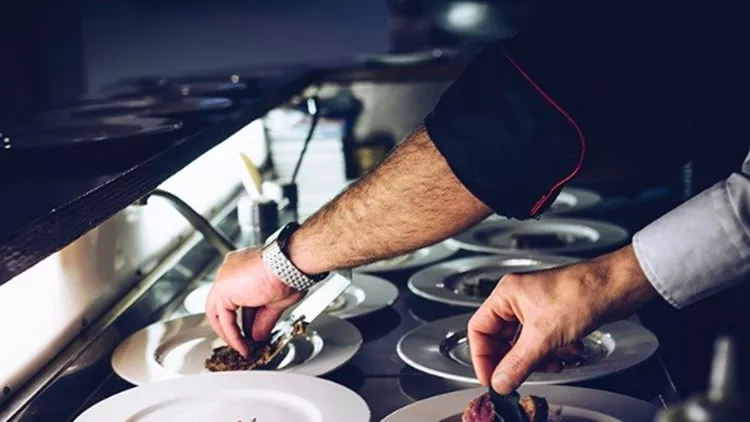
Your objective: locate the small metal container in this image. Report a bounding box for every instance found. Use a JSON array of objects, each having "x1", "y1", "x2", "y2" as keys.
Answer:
[{"x1": 237, "y1": 196, "x2": 279, "y2": 246}]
